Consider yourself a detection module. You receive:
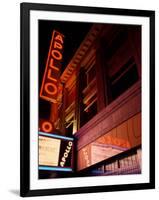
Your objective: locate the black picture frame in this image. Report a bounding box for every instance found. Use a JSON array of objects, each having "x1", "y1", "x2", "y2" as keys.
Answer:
[{"x1": 20, "y1": 2, "x2": 155, "y2": 197}]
